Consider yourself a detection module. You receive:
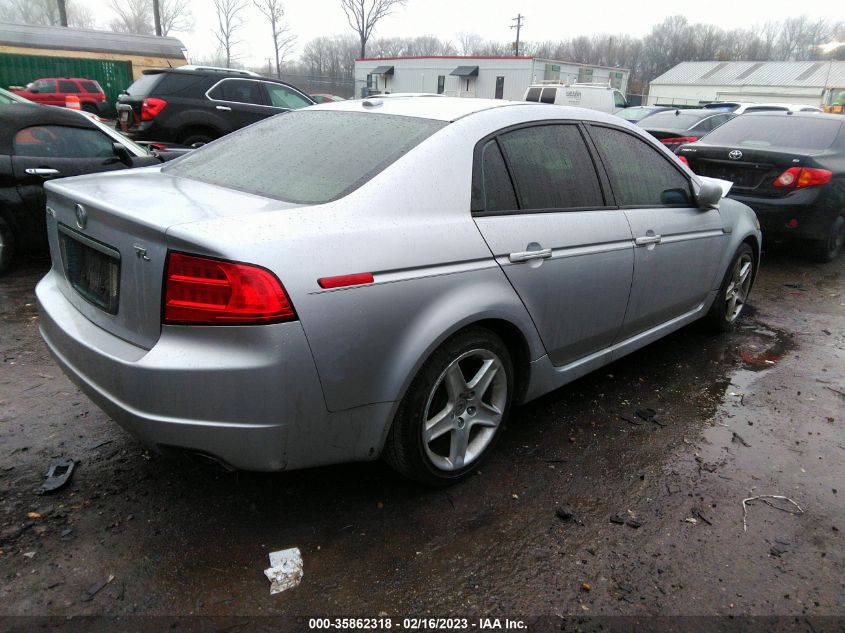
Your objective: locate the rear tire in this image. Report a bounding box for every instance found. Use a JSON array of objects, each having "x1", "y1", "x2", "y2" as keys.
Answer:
[
  {"x1": 81, "y1": 103, "x2": 98, "y2": 115},
  {"x1": 383, "y1": 326, "x2": 513, "y2": 486},
  {"x1": 807, "y1": 215, "x2": 845, "y2": 263},
  {"x1": 702, "y1": 243, "x2": 755, "y2": 332},
  {"x1": 0, "y1": 216, "x2": 15, "y2": 275},
  {"x1": 178, "y1": 127, "x2": 218, "y2": 147}
]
